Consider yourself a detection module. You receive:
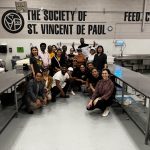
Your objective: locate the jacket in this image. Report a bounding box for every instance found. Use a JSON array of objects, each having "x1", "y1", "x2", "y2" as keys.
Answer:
[{"x1": 27, "y1": 79, "x2": 45, "y2": 102}]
